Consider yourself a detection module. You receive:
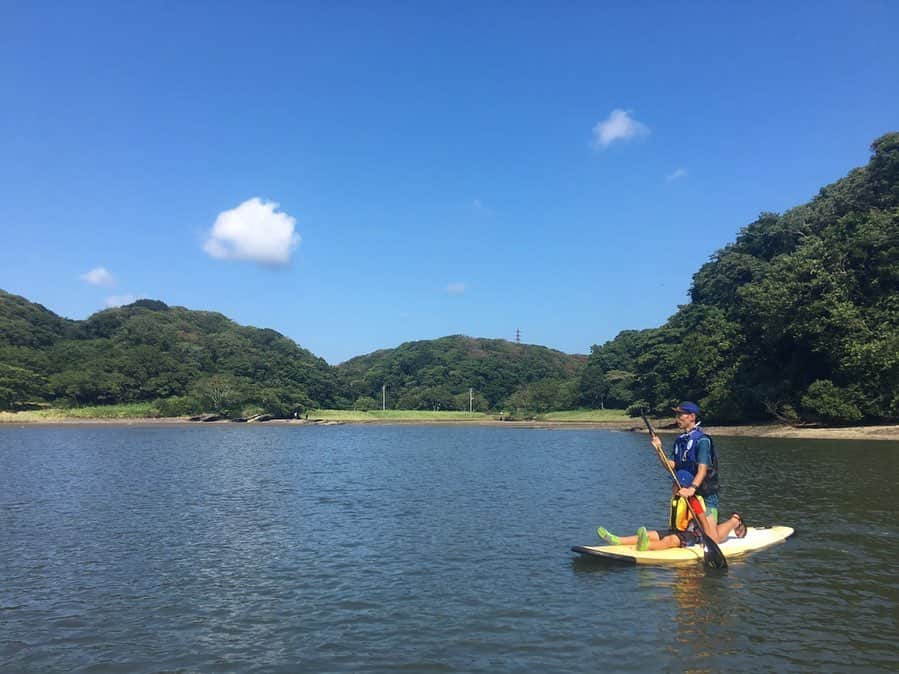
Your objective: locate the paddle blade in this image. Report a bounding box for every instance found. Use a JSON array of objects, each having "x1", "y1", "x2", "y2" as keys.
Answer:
[
  {"x1": 690, "y1": 518, "x2": 728, "y2": 569},
  {"x1": 702, "y1": 536, "x2": 728, "y2": 570}
]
